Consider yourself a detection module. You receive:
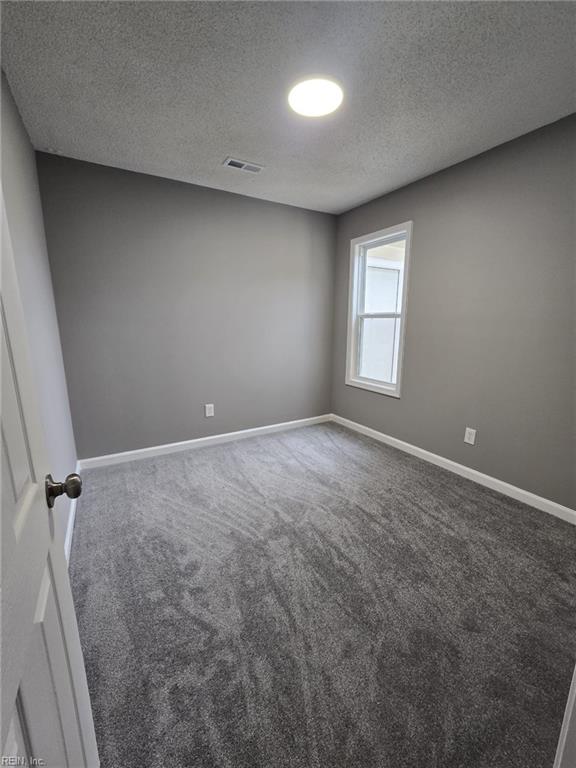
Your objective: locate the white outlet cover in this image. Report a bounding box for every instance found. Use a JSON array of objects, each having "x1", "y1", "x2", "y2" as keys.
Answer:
[
  {"x1": 204, "y1": 403, "x2": 215, "y2": 417},
  {"x1": 464, "y1": 427, "x2": 477, "y2": 445}
]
